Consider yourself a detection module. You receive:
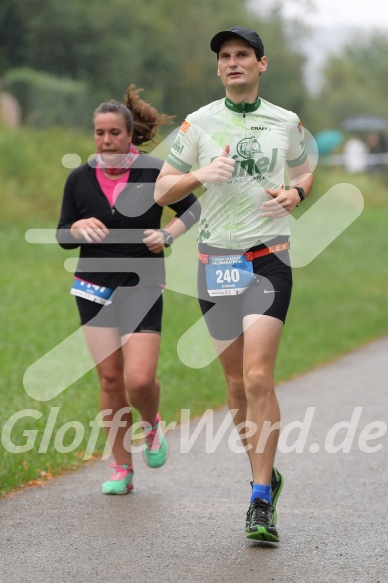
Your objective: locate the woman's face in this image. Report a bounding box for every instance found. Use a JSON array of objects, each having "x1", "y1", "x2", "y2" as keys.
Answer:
[{"x1": 94, "y1": 112, "x2": 132, "y2": 164}]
